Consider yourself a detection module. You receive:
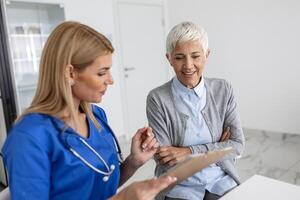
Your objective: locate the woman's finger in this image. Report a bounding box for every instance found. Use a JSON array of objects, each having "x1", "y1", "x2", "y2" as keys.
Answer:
[
  {"x1": 157, "y1": 146, "x2": 168, "y2": 152},
  {"x1": 225, "y1": 131, "x2": 231, "y2": 140},
  {"x1": 155, "y1": 152, "x2": 170, "y2": 161},
  {"x1": 220, "y1": 131, "x2": 228, "y2": 141},
  {"x1": 220, "y1": 127, "x2": 230, "y2": 141},
  {"x1": 165, "y1": 158, "x2": 178, "y2": 167},
  {"x1": 156, "y1": 149, "x2": 171, "y2": 158},
  {"x1": 160, "y1": 155, "x2": 173, "y2": 165}
]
